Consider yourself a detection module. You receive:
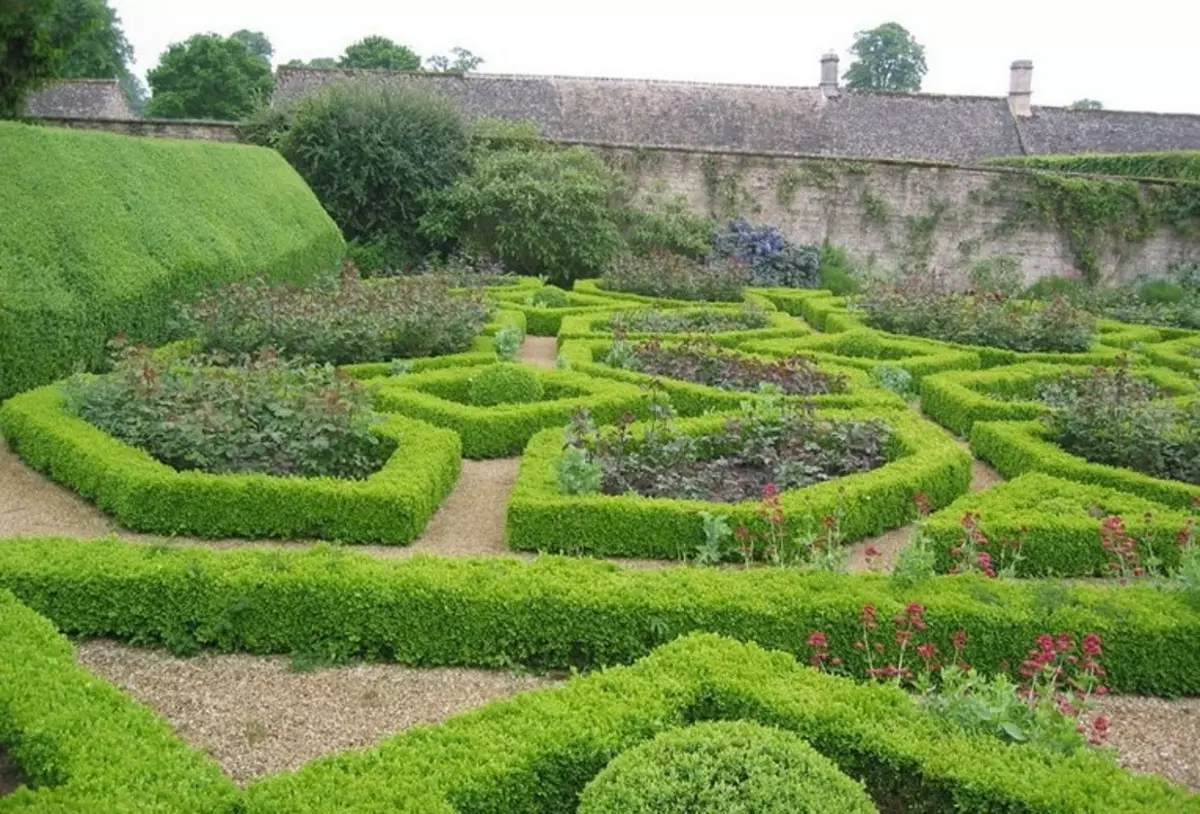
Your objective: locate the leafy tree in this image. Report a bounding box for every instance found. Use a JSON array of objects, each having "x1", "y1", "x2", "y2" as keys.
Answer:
[
  {"x1": 285, "y1": 57, "x2": 337, "y2": 69},
  {"x1": 0, "y1": 0, "x2": 84, "y2": 117},
  {"x1": 145, "y1": 33, "x2": 274, "y2": 120},
  {"x1": 426, "y1": 47, "x2": 484, "y2": 73},
  {"x1": 339, "y1": 36, "x2": 421, "y2": 70},
  {"x1": 1070, "y1": 98, "x2": 1103, "y2": 110},
  {"x1": 231, "y1": 29, "x2": 273, "y2": 63},
  {"x1": 843, "y1": 22, "x2": 927, "y2": 92},
  {"x1": 52, "y1": 0, "x2": 145, "y2": 112}
]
